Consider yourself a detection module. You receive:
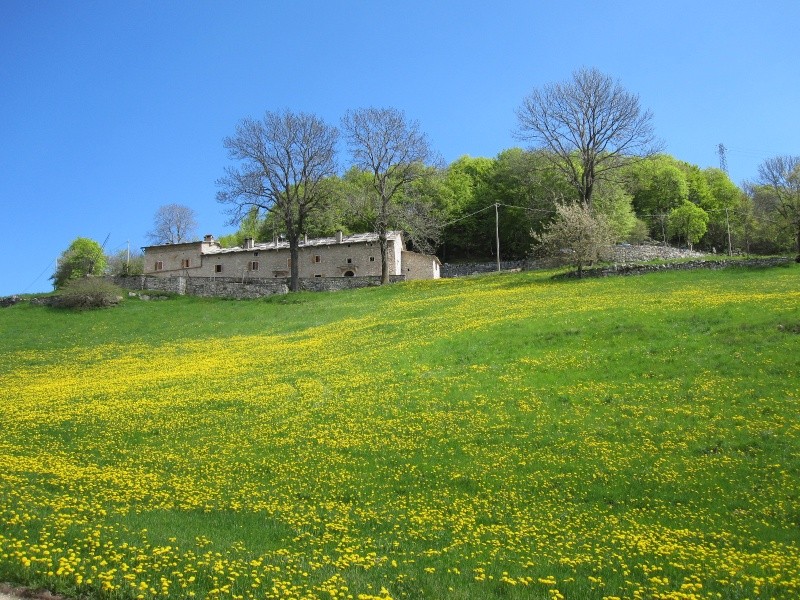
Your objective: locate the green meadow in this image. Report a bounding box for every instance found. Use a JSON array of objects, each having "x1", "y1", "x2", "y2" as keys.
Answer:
[{"x1": 1, "y1": 266, "x2": 798, "y2": 600}]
